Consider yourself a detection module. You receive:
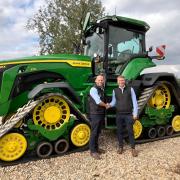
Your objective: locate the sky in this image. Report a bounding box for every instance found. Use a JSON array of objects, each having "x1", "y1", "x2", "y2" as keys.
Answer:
[{"x1": 0, "y1": 0, "x2": 179, "y2": 66}]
